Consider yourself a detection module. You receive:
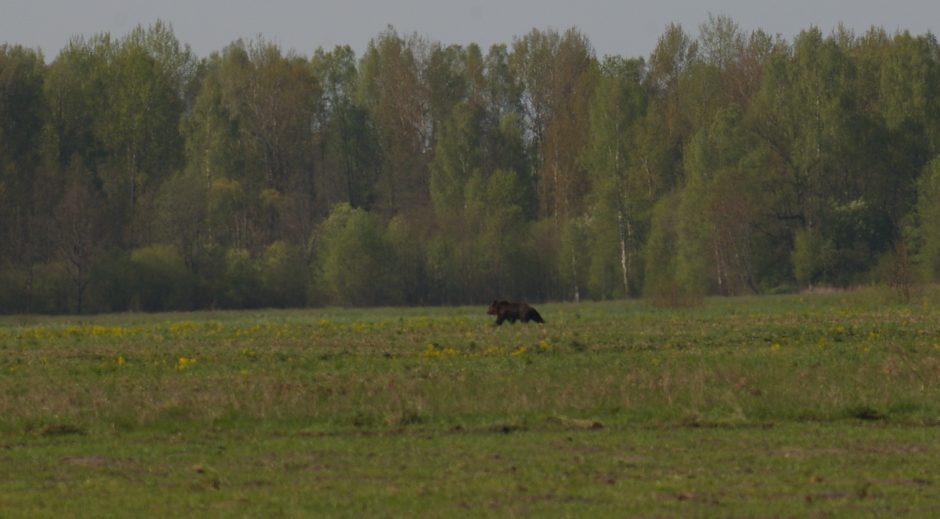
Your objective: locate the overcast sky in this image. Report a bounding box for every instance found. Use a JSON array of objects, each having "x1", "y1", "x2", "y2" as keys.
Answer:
[{"x1": 2, "y1": 0, "x2": 938, "y2": 61}]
